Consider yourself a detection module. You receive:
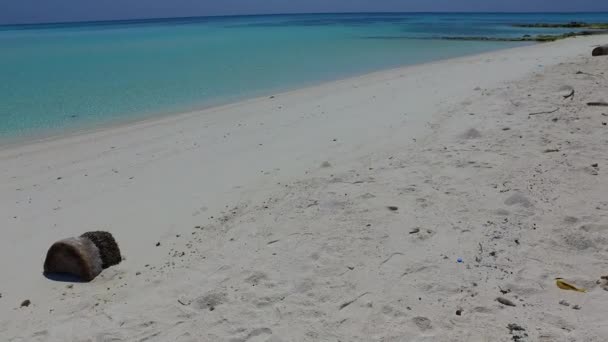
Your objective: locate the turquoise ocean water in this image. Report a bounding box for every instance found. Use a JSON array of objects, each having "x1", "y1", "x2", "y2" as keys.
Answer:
[{"x1": 1, "y1": 13, "x2": 608, "y2": 141}]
